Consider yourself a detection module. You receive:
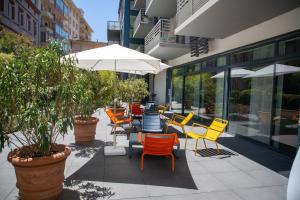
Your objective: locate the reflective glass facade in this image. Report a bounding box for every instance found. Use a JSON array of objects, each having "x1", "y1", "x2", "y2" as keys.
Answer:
[{"x1": 167, "y1": 31, "x2": 300, "y2": 156}]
